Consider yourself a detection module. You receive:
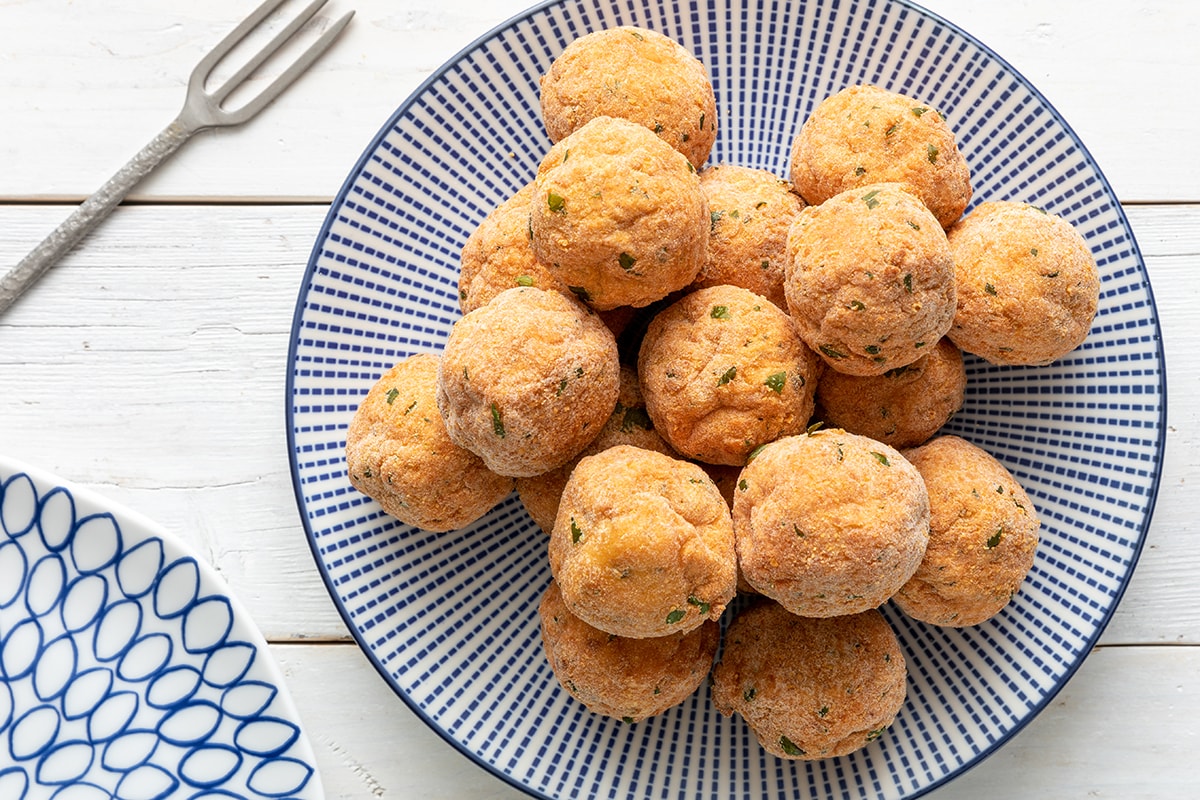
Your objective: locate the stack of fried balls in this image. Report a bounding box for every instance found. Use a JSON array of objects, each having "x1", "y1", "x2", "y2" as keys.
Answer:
[{"x1": 345, "y1": 25, "x2": 1098, "y2": 761}]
